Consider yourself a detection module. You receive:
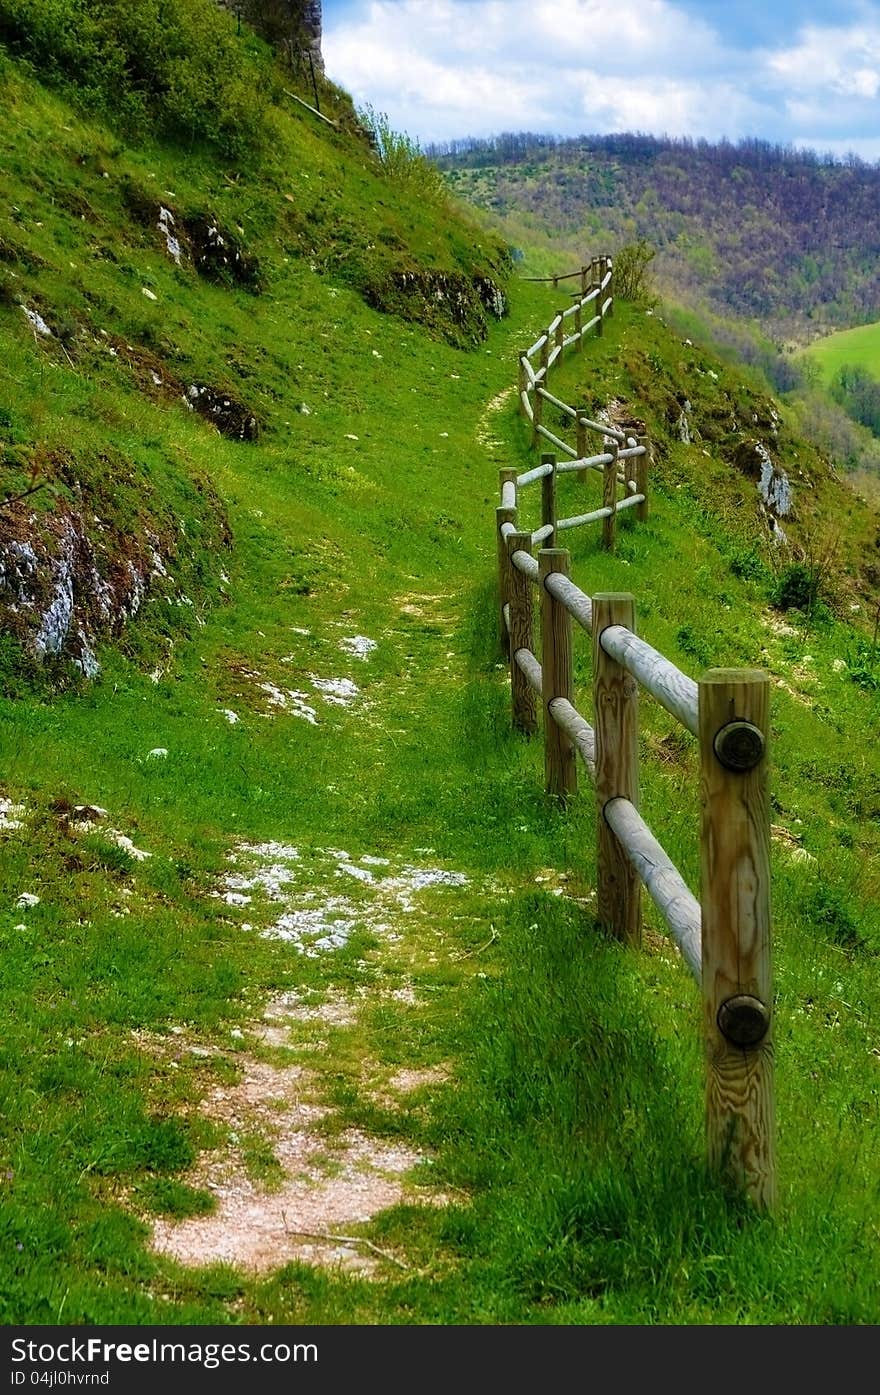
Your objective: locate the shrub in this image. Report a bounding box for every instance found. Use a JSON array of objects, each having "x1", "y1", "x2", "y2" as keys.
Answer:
[
  {"x1": 728, "y1": 545, "x2": 767, "y2": 582},
  {"x1": 0, "y1": 0, "x2": 271, "y2": 159},
  {"x1": 770, "y1": 562, "x2": 819, "y2": 614},
  {"x1": 357, "y1": 104, "x2": 449, "y2": 205},
  {"x1": 612, "y1": 239, "x2": 656, "y2": 303}
]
